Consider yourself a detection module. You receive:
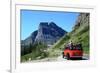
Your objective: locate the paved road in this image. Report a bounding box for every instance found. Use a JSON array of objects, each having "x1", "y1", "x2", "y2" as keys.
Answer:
[
  {"x1": 57, "y1": 55, "x2": 66, "y2": 61},
  {"x1": 56, "y1": 54, "x2": 89, "y2": 61},
  {"x1": 25, "y1": 54, "x2": 89, "y2": 63},
  {"x1": 82, "y1": 54, "x2": 89, "y2": 60}
]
